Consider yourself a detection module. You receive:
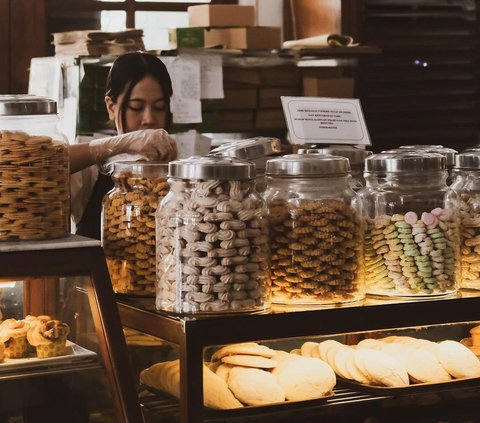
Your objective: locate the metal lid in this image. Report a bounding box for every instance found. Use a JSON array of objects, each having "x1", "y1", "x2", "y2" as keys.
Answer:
[
  {"x1": 209, "y1": 137, "x2": 282, "y2": 160},
  {"x1": 365, "y1": 153, "x2": 398, "y2": 172},
  {"x1": 391, "y1": 146, "x2": 457, "y2": 167},
  {"x1": 113, "y1": 161, "x2": 168, "y2": 177},
  {"x1": 454, "y1": 152, "x2": 480, "y2": 170},
  {"x1": 370, "y1": 152, "x2": 446, "y2": 172},
  {"x1": 0, "y1": 95, "x2": 57, "y2": 115},
  {"x1": 266, "y1": 154, "x2": 350, "y2": 177},
  {"x1": 399, "y1": 144, "x2": 444, "y2": 150},
  {"x1": 169, "y1": 156, "x2": 255, "y2": 180},
  {"x1": 297, "y1": 145, "x2": 372, "y2": 166}
]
